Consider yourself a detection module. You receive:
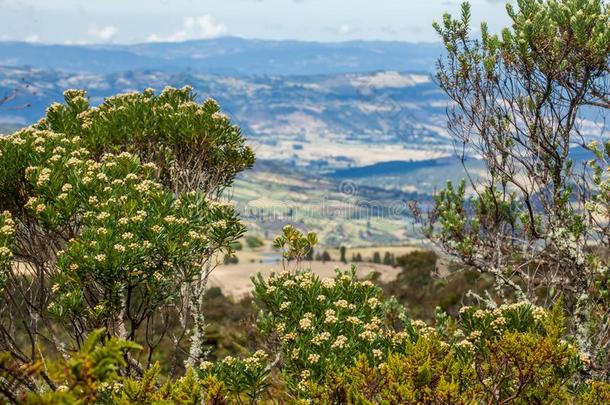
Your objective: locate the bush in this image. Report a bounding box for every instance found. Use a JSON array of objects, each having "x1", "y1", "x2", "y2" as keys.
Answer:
[
  {"x1": 424, "y1": 0, "x2": 610, "y2": 377},
  {"x1": 252, "y1": 267, "x2": 395, "y2": 390},
  {"x1": 0, "y1": 87, "x2": 254, "y2": 389},
  {"x1": 245, "y1": 235, "x2": 264, "y2": 249},
  {"x1": 4, "y1": 267, "x2": 607, "y2": 404},
  {"x1": 383, "y1": 250, "x2": 496, "y2": 321}
]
